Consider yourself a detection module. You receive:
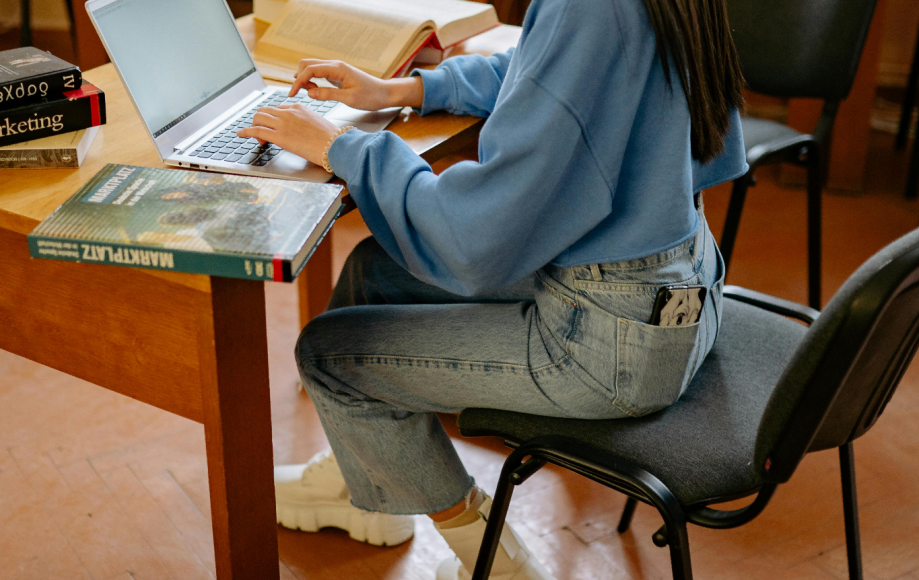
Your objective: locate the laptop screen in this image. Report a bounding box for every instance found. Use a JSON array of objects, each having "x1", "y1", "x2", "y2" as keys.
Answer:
[{"x1": 92, "y1": 0, "x2": 257, "y2": 137}]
